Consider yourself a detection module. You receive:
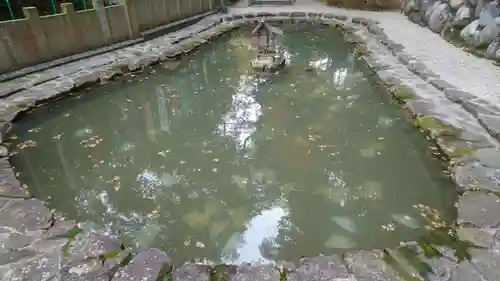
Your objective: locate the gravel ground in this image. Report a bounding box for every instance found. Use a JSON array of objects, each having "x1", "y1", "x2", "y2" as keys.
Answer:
[{"x1": 230, "y1": 0, "x2": 500, "y2": 104}]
